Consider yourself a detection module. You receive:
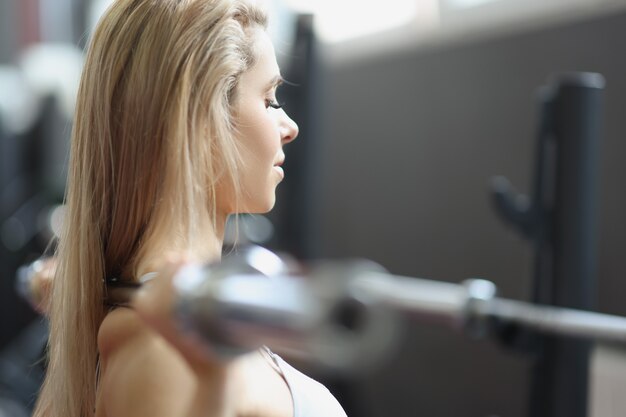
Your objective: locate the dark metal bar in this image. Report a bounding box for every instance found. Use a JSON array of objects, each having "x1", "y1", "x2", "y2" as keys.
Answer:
[
  {"x1": 491, "y1": 72, "x2": 604, "y2": 417},
  {"x1": 529, "y1": 73, "x2": 604, "y2": 417}
]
